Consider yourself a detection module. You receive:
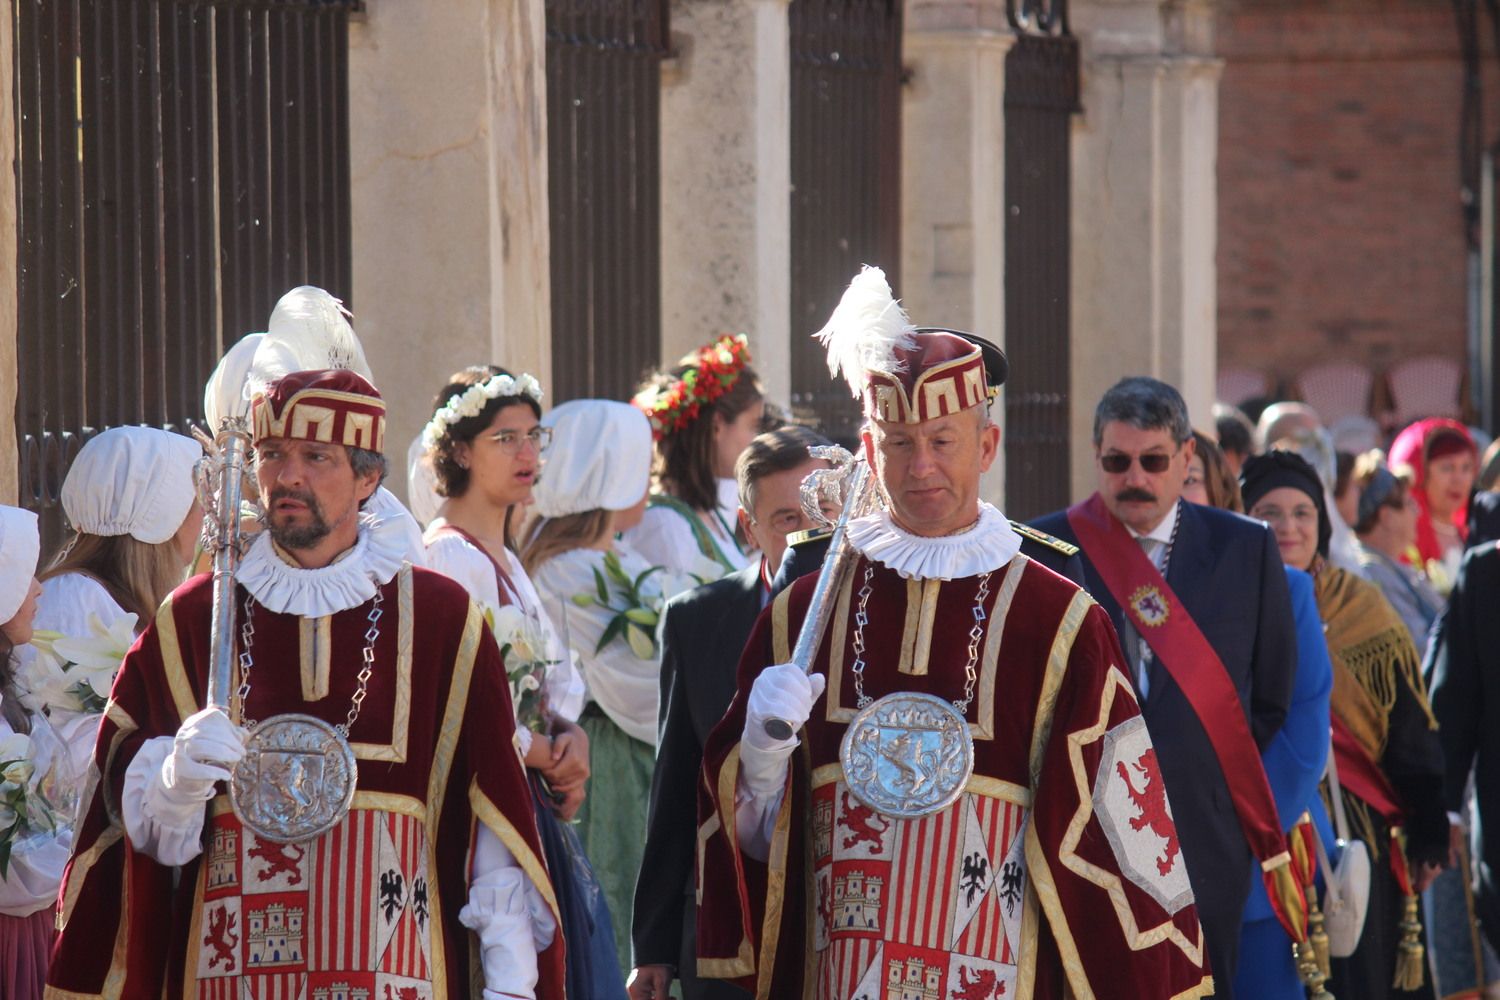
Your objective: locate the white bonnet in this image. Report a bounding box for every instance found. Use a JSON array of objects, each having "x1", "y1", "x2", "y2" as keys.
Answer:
[
  {"x1": 62, "y1": 427, "x2": 204, "y2": 545},
  {"x1": 533, "y1": 400, "x2": 651, "y2": 517},
  {"x1": 203, "y1": 332, "x2": 264, "y2": 431},
  {"x1": 0, "y1": 505, "x2": 39, "y2": 624}
]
